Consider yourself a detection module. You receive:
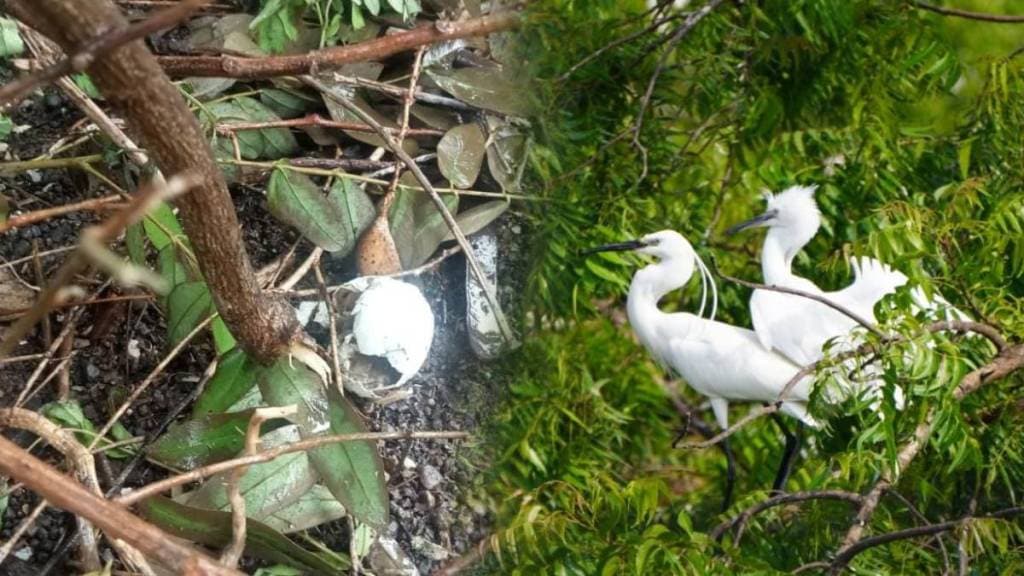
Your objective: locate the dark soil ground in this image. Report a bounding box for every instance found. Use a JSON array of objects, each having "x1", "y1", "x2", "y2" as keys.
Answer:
[{"x1": 0, "y1": 85, "x2": 526, "y2": 575}]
